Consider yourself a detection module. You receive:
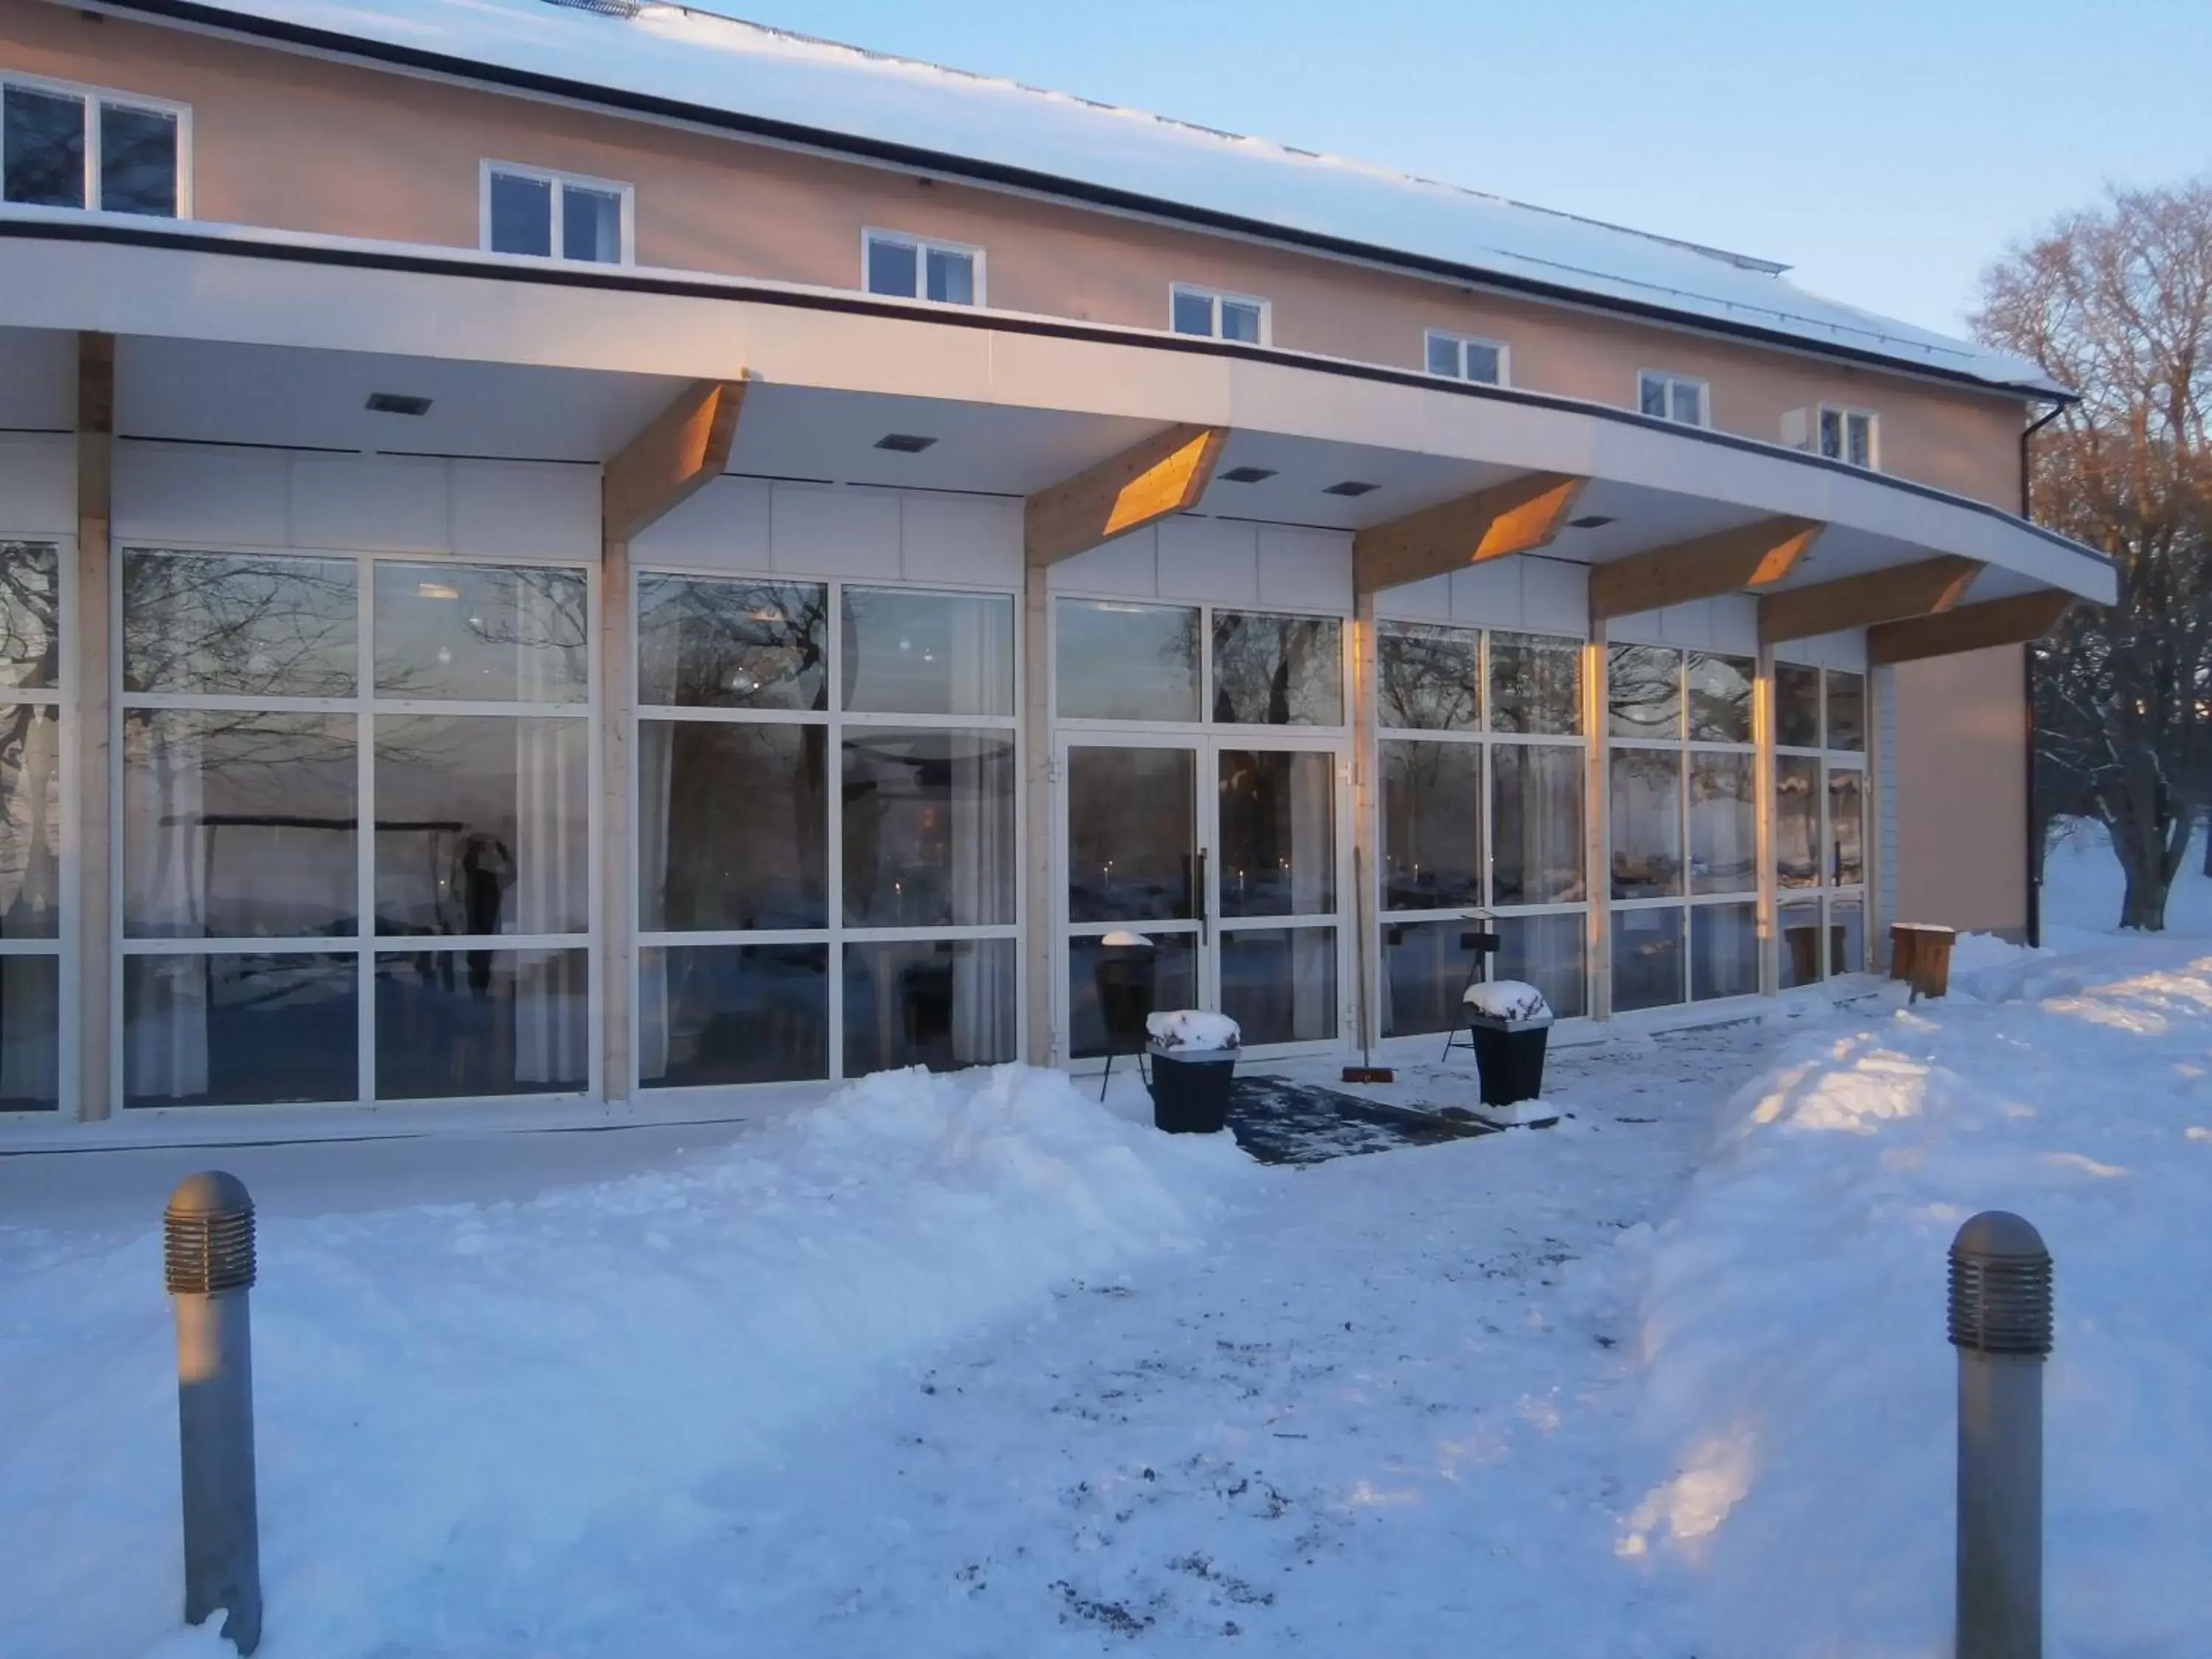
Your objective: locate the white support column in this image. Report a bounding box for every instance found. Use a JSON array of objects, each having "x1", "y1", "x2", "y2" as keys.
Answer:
[
  {"x1": 1348, "y1": 592, "x2": 1380, "y2": 1054},
  {"x1": 1584, "y1": 622, "x2": 1611, "y2": 1021},
  {"x1": 75, "y1": 333, "x2": 112, "y2": 1121},
  {"x1": 1755, "y1": 643, "x2": 1779, "y2": 997},
  {"x1": 1021, "y1": 561, "x2": 1054, "y2": 1065},
  {"x1": 598, "y1": 532, "x2": 633, "y2": 1103}
]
